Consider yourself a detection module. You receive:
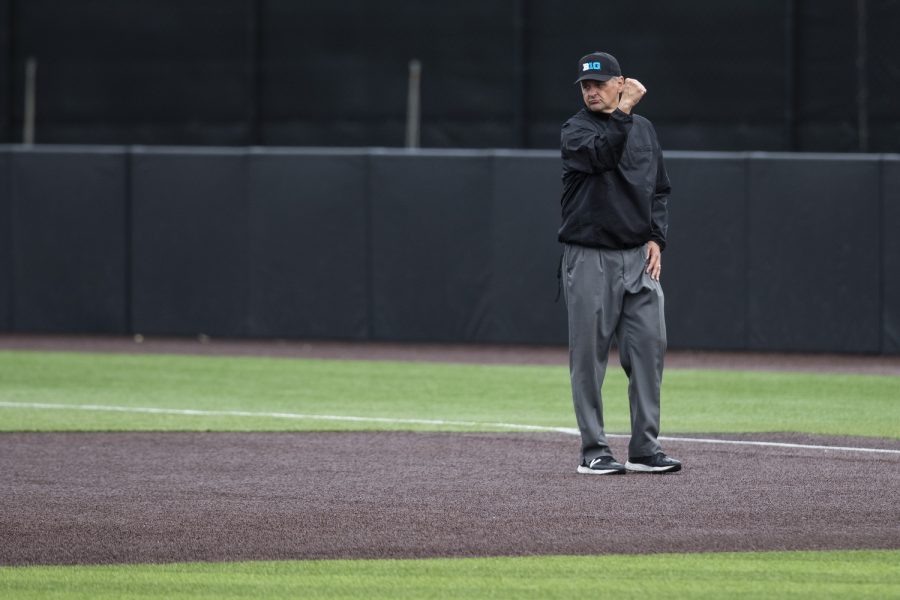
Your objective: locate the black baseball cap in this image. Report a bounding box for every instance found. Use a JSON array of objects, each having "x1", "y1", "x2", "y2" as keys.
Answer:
[{"x1": 575, "y1": 52, "x2": 622, "y2": 84}]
